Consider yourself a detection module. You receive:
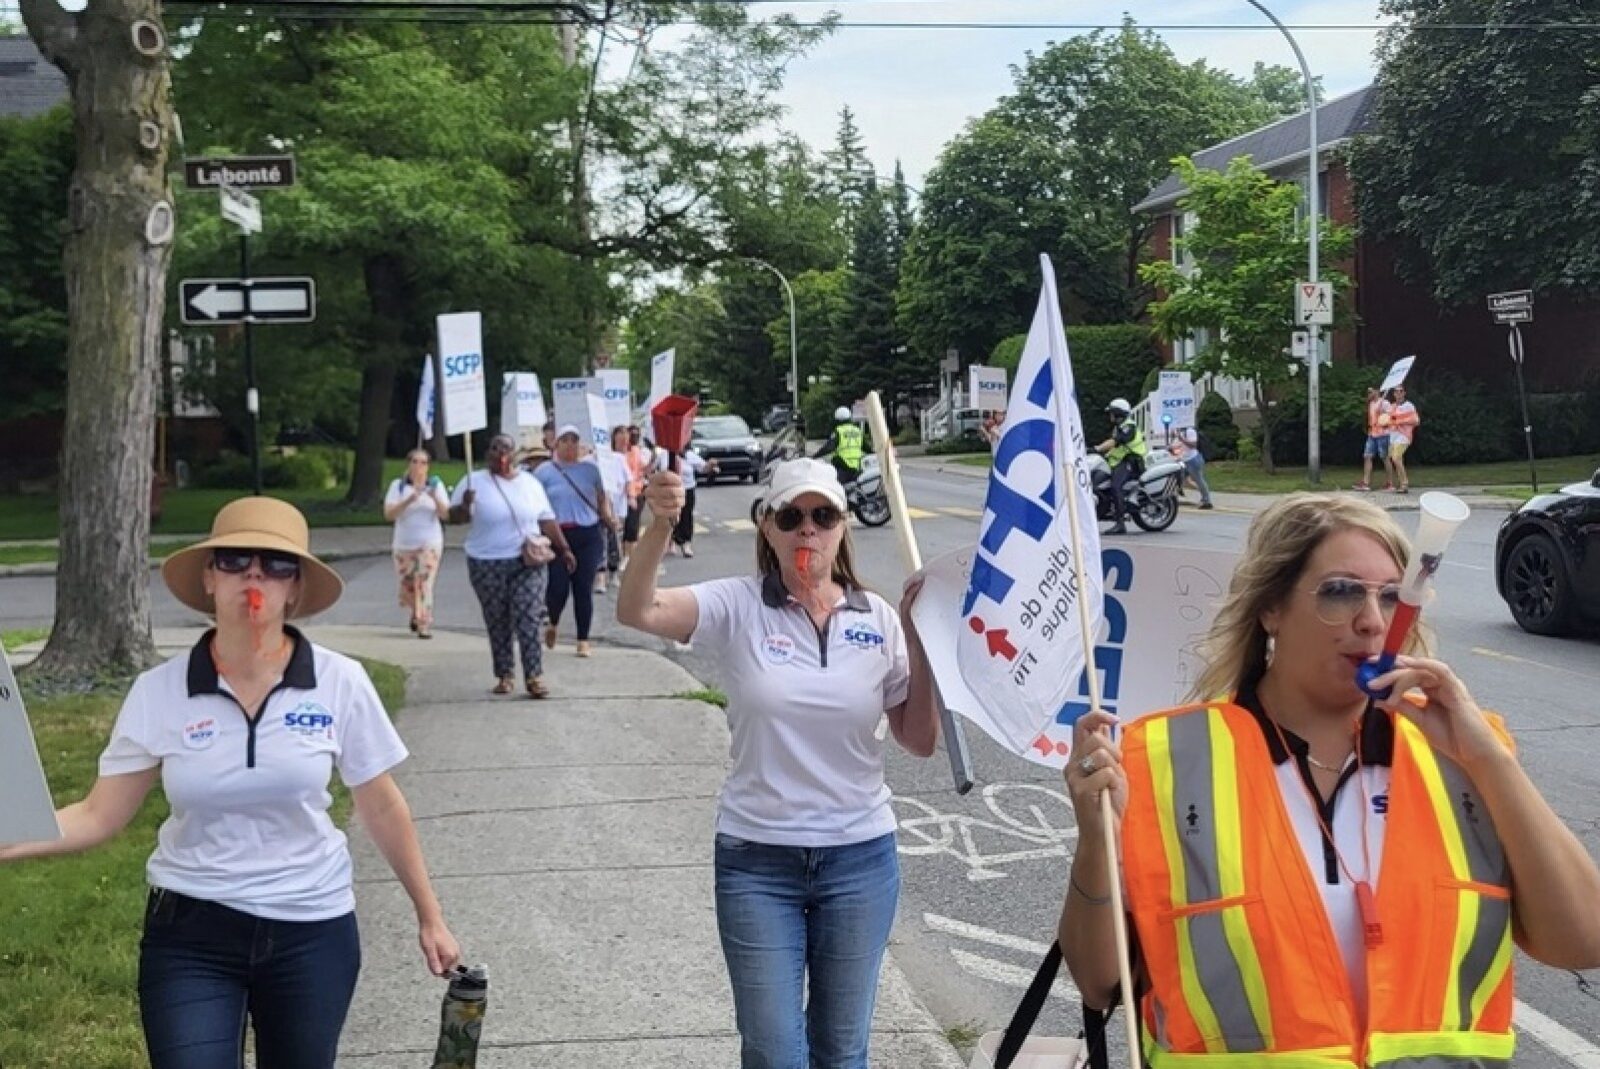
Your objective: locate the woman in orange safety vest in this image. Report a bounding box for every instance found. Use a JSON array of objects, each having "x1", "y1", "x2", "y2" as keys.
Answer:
[{"x1": 1058, "y1": 493, "x2": 1600, "y2": 1069}]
